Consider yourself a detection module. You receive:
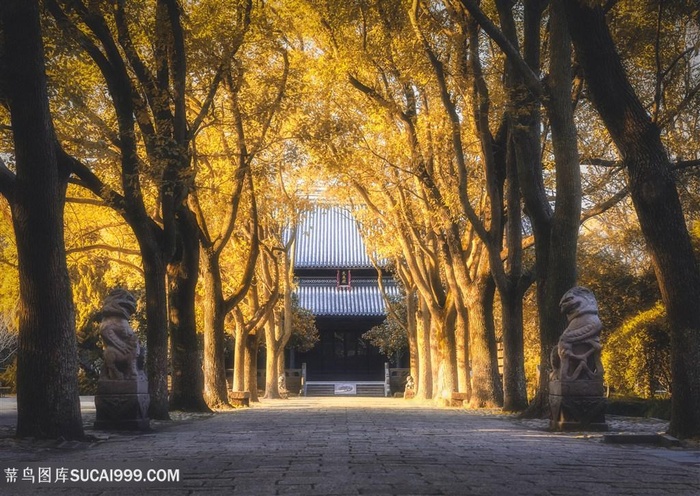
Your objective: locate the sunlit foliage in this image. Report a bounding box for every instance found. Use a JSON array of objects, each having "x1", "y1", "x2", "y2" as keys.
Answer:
[
  {"x1": 363, "y1": 295, "x2": 409, "y2": 365},
  {"x1": 602, "y1": 302, "x2": 672, "y2": 398}
]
